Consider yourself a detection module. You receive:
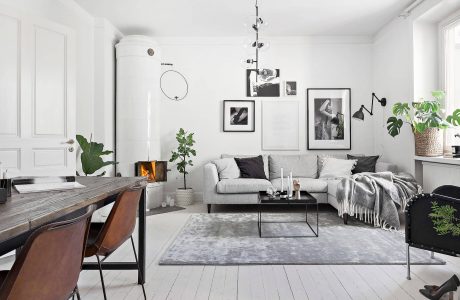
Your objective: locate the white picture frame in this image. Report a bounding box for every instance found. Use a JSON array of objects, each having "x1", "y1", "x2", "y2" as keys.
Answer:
[
  {"x1": 307, "y1": 88, "x2": 351, "y2": 150},
  {"x1": 262, "y1": 101, "x2": 300, "y2": 150}
]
